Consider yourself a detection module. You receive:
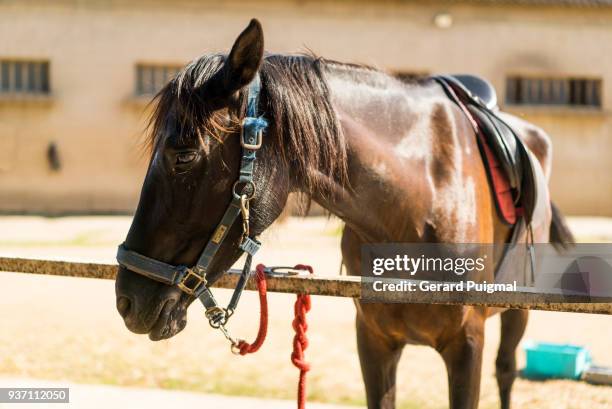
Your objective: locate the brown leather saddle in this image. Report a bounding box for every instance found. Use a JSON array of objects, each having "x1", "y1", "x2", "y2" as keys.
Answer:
[{"x1": 433, "y1": 74, "x2": 538, "y2": 227}]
